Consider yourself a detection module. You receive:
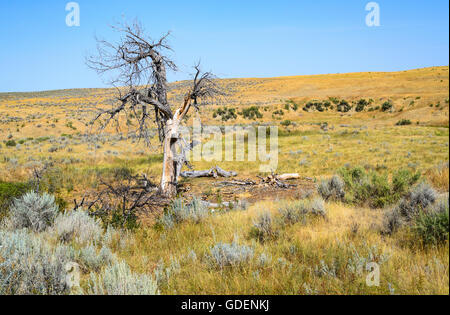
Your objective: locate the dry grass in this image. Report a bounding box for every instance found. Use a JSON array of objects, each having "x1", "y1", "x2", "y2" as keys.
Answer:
[
  {"x1": 426, "y1": 163, "x2": 450, "y2": 192},
  {"x1": 115, "y1": 201, "x2": 449, "y2": 295}
]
